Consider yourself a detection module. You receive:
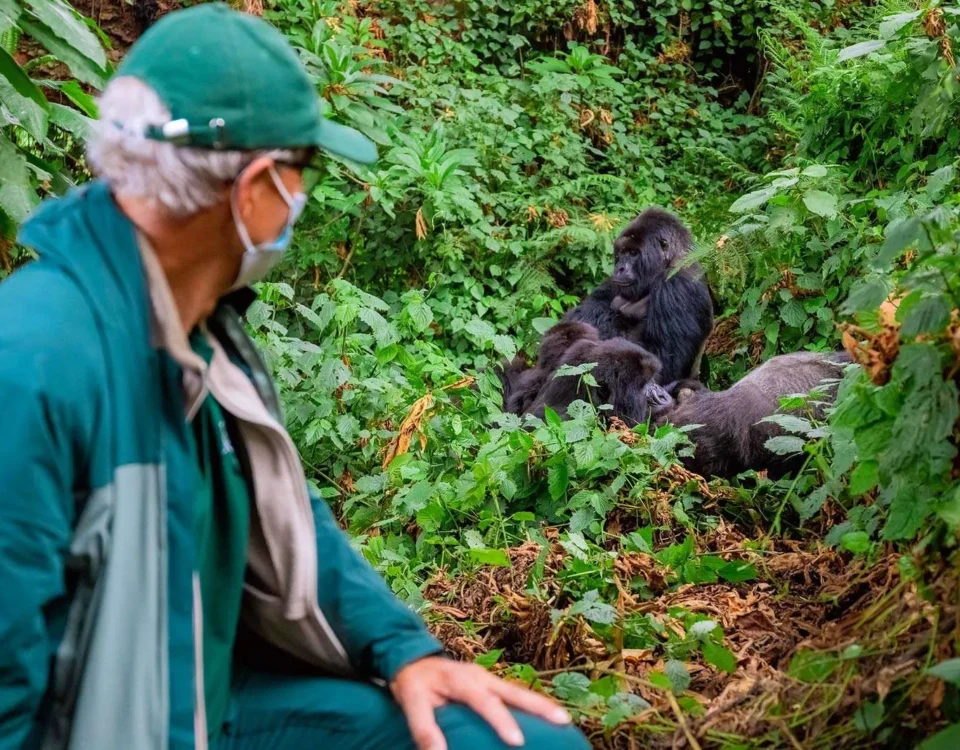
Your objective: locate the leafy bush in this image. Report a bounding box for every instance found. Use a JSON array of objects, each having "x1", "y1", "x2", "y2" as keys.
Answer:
[
  {"x1": 0, "y1": 0, "x2": 105, "y2": 266},
  {"x1": 5, "y1": 0, "x2": 960, "y2": 744}
]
